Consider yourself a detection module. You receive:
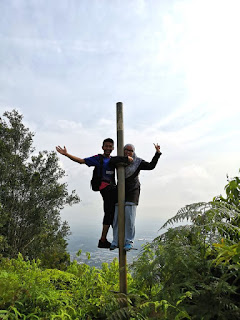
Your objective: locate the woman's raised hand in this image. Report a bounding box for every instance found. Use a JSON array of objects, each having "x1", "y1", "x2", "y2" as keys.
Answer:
[{"x1": 153, "y1": 143, "x2": 161, "y2": 153}]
